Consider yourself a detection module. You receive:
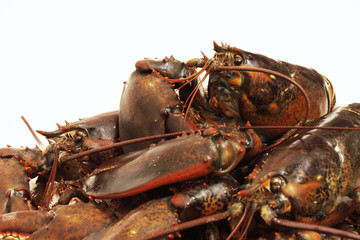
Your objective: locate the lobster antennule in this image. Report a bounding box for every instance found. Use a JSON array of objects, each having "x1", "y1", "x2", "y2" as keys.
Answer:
[
  {"x1": 36, "y1": 126, "x2": 83, "y2": 138},
  {"x1": 271, "y1": 217, "x2": 360, "y2": 240},
  {"x1": 36, "y1": 129, "x2": 64, "y2": 138},
  {"x1": 40, "y1": 150, "x2": 59, "y2": 209},
  {"x1": 226, "y1": 202, "x2": 253, "y2": 240},
  {"x1": 21, "y1": 116, "x2": 45, "y2": 150}
]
